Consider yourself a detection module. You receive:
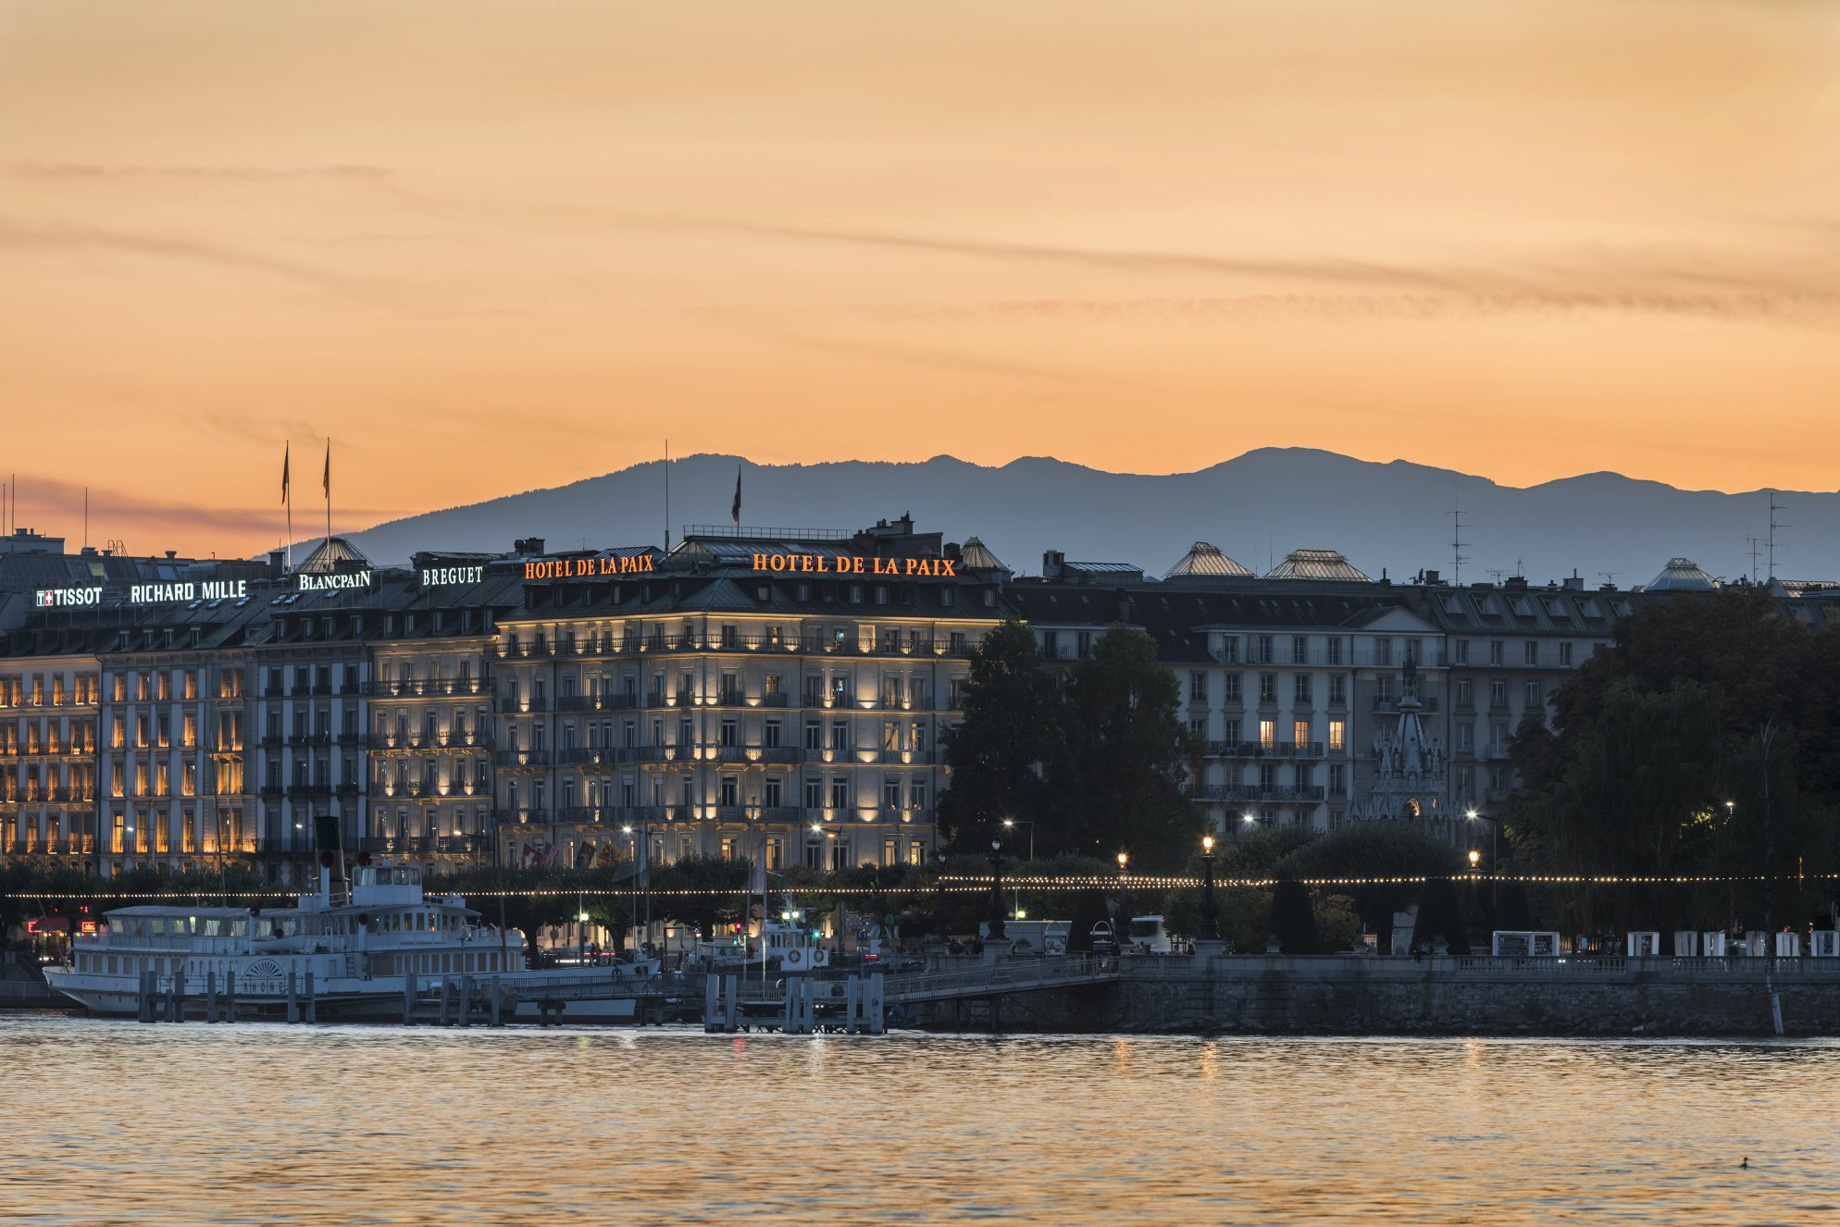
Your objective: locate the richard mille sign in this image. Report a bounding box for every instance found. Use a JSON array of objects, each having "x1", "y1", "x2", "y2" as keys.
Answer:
[
  {"x1": 131, "y1": 580, "x2": 247, "y2": 603},
  {"x1": 34, "y1": 580, "x2": 248, "y2": 607}
]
